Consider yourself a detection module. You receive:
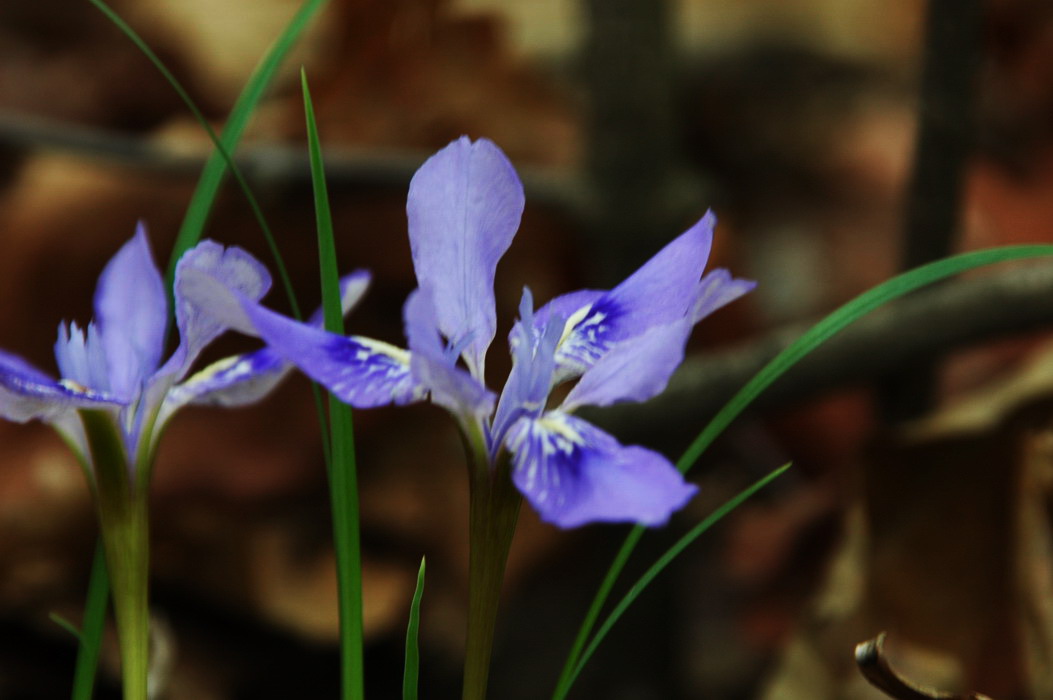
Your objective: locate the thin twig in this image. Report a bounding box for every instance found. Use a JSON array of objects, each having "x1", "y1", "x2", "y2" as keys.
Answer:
[{"x1": 856, "y1": 633, "x2": 993, "y2": 700}]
